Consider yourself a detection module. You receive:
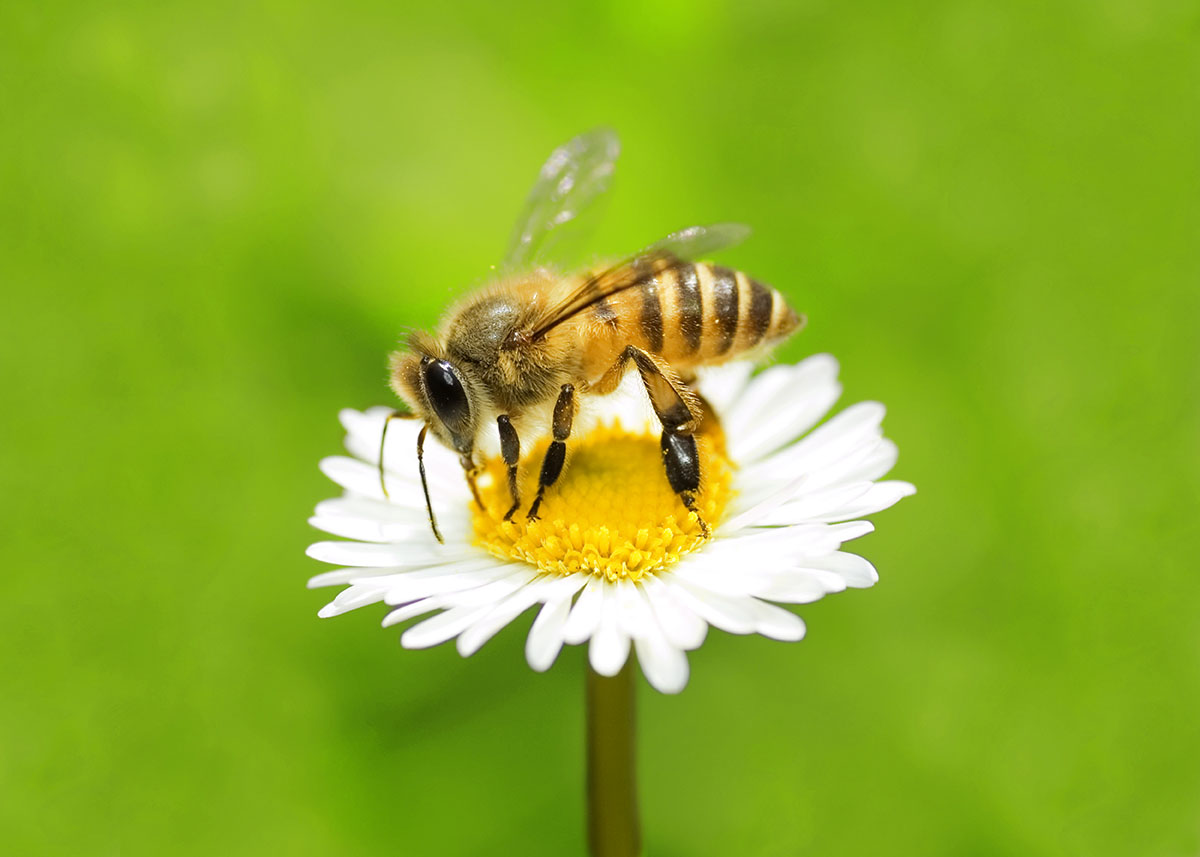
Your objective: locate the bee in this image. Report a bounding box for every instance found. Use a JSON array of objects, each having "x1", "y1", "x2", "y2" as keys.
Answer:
[{"x1": 384, "y1": 129, "x2": 804, "y2": 542}]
